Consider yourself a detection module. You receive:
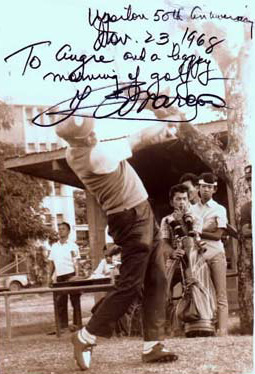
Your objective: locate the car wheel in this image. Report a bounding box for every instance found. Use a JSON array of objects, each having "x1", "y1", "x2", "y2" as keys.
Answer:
[{"x1": 9, "y1": 281, "x2": 22, "y2": 291}]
